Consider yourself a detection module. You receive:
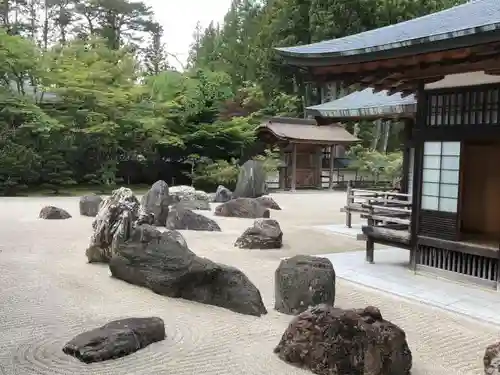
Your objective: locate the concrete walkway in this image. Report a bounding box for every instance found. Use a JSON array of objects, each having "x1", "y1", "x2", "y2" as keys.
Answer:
[
  {"x1": 322, "y1": 247, "x2": 500, "y2": 326},
  {"x1": 0, "y1": 193, "x2": 498, "y2": 375}
]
